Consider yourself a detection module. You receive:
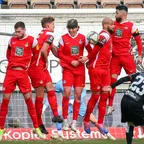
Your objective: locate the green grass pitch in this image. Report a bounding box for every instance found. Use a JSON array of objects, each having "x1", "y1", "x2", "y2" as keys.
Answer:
[{"x1": 0, "y1": 139, "x2": 144, "y2": 144}]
